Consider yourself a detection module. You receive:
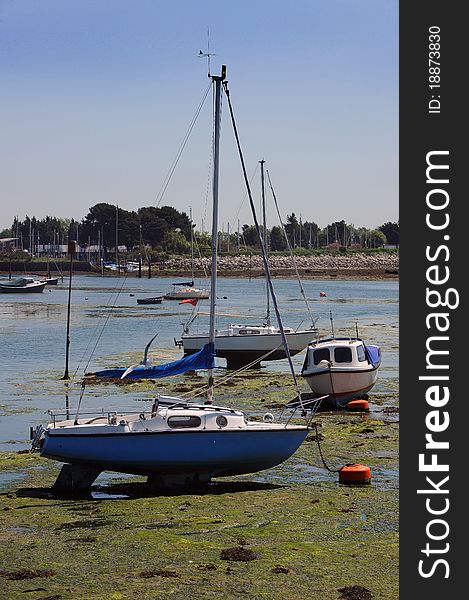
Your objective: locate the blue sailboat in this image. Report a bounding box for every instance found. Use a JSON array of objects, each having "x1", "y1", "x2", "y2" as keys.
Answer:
[{"x1": 31, "y1": 66, "x2": 316, "y2": 494}]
